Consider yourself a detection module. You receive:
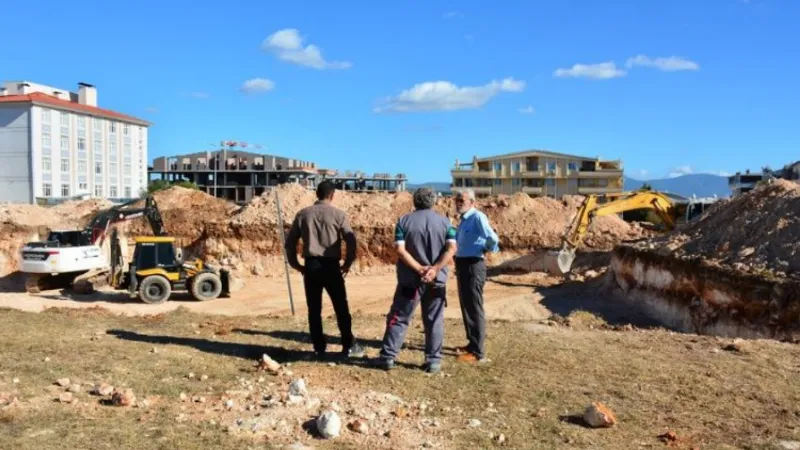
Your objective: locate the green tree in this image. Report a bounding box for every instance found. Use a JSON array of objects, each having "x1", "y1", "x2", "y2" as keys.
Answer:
[
  {"x1": 640, "y1": 183, "x2": 653, "y2": 191},
  {"x1": 141, "y1": 180, "x2": 199, "y2": 197}
]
